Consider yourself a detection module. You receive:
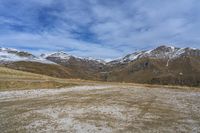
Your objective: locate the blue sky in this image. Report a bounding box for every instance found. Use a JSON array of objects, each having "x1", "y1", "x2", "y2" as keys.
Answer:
[{"x1": 0, "y1": 0, "x2": 200, "y2": 59}]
